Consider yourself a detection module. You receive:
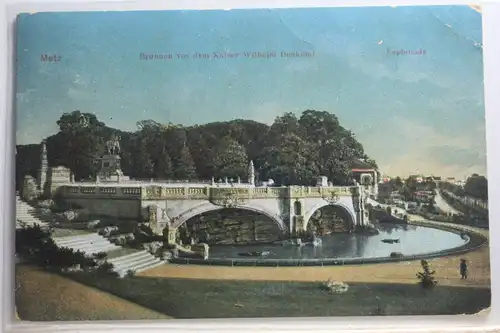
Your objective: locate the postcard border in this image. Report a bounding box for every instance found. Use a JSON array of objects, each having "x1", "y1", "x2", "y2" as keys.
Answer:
[{"x1": 2, "y1": 1, "x2": 499, "y2": 332}]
